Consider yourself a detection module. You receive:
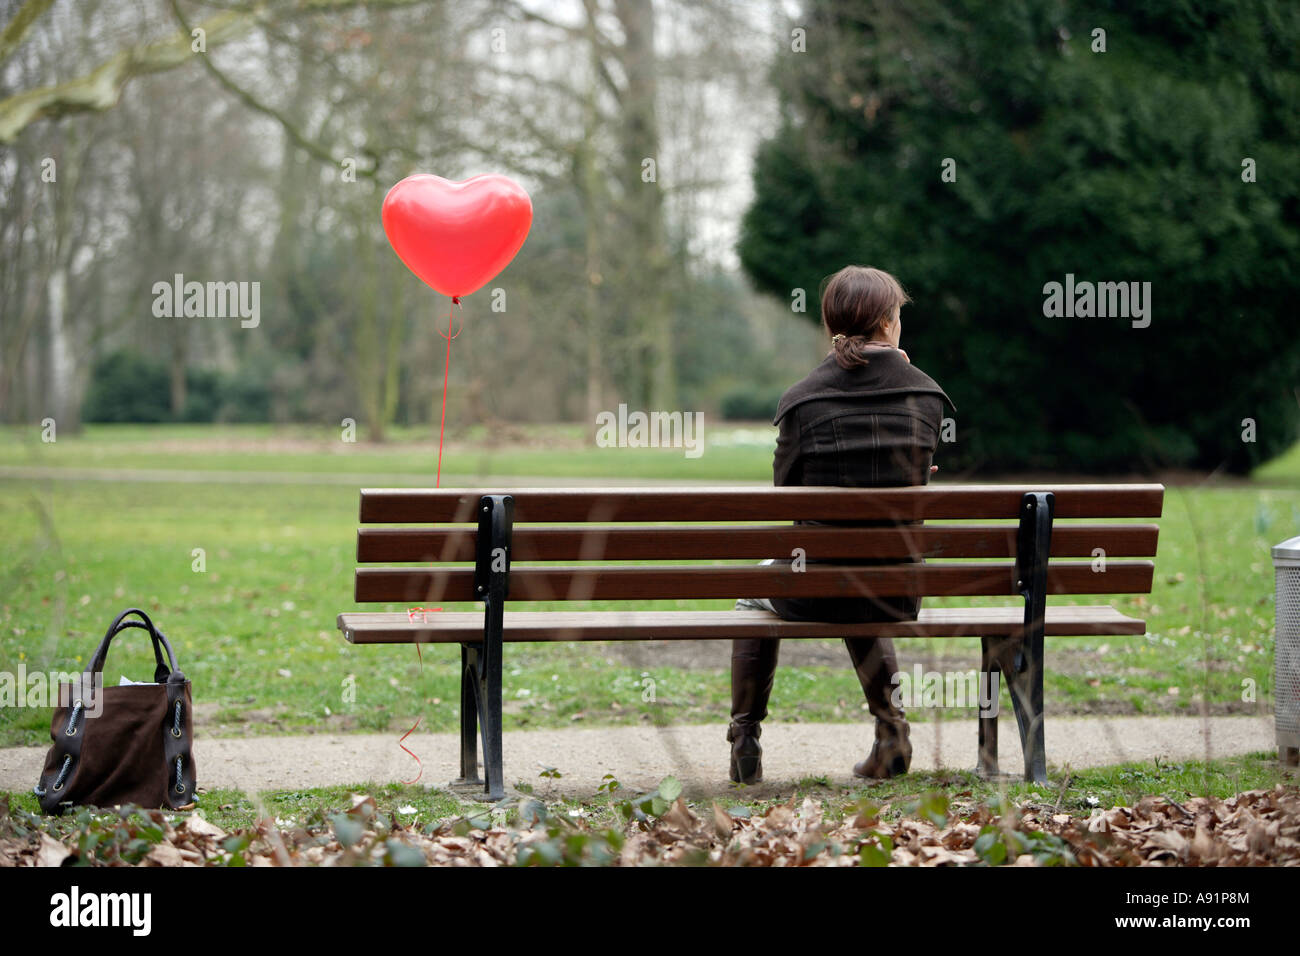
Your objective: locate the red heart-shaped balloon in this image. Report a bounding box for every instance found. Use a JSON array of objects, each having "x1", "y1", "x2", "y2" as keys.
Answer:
[{"x1": 381, "y1": 173, "x2": 533, "y2": 298}]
